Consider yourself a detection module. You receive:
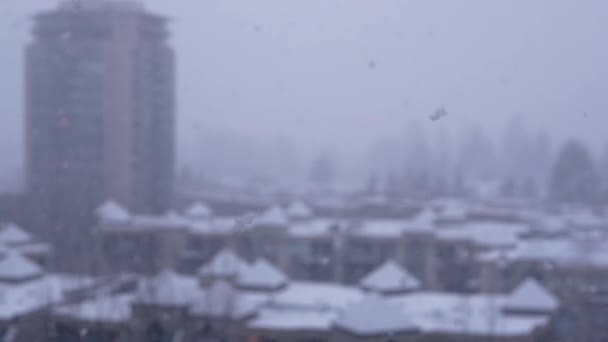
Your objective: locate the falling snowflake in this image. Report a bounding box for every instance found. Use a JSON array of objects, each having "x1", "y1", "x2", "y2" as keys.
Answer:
[{"x1": 430, "y1": 106, "x2": 448, "y2": 122}]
